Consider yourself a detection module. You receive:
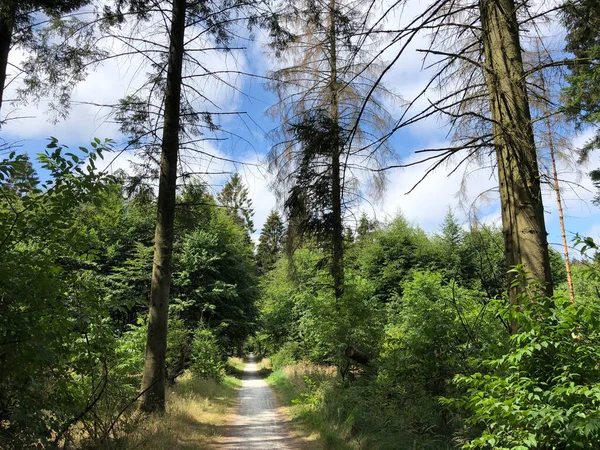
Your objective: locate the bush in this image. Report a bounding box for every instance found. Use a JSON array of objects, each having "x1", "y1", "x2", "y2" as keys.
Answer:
[
  {"x1": 271, "y1": 341, "x2": 300, "y2": 371},
  {"x1": 189, "y1": 327, "x2": 225, "y2": 381},
  {"x1": 449, "y1": 293, "x2": 600, "y2": 449}
]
